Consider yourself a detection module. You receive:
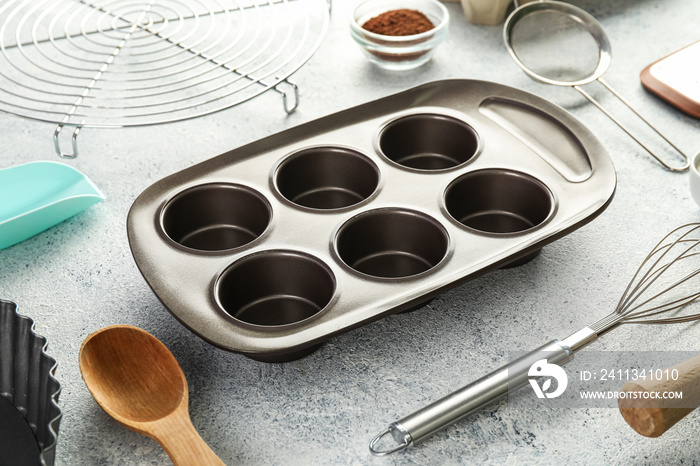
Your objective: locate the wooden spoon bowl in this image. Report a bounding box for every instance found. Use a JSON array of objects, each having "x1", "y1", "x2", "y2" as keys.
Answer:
[{"x1": 79, "y1": 325, "x2": 223, "y2": 465}]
